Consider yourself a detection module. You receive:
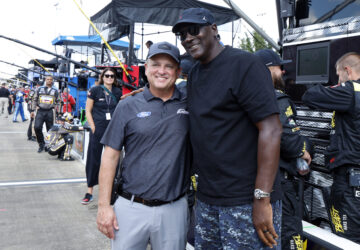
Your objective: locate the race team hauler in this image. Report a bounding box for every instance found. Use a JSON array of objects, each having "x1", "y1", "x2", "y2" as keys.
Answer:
[{"x1": 31, "y1": 76, "x2": 61, "y2": 153}]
